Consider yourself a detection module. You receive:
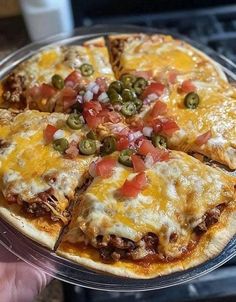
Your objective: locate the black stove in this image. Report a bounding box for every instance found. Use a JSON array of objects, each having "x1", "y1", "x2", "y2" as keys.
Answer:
[{"x1": 63, "y1": 2, "x2": 236, "y2": 301}]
